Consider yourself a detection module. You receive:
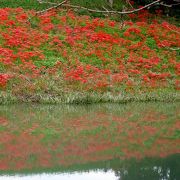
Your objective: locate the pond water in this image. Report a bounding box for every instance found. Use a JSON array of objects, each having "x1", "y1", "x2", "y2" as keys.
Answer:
[{"x1": 0, "y1": 102, "x2": 180, "y2": 180}]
